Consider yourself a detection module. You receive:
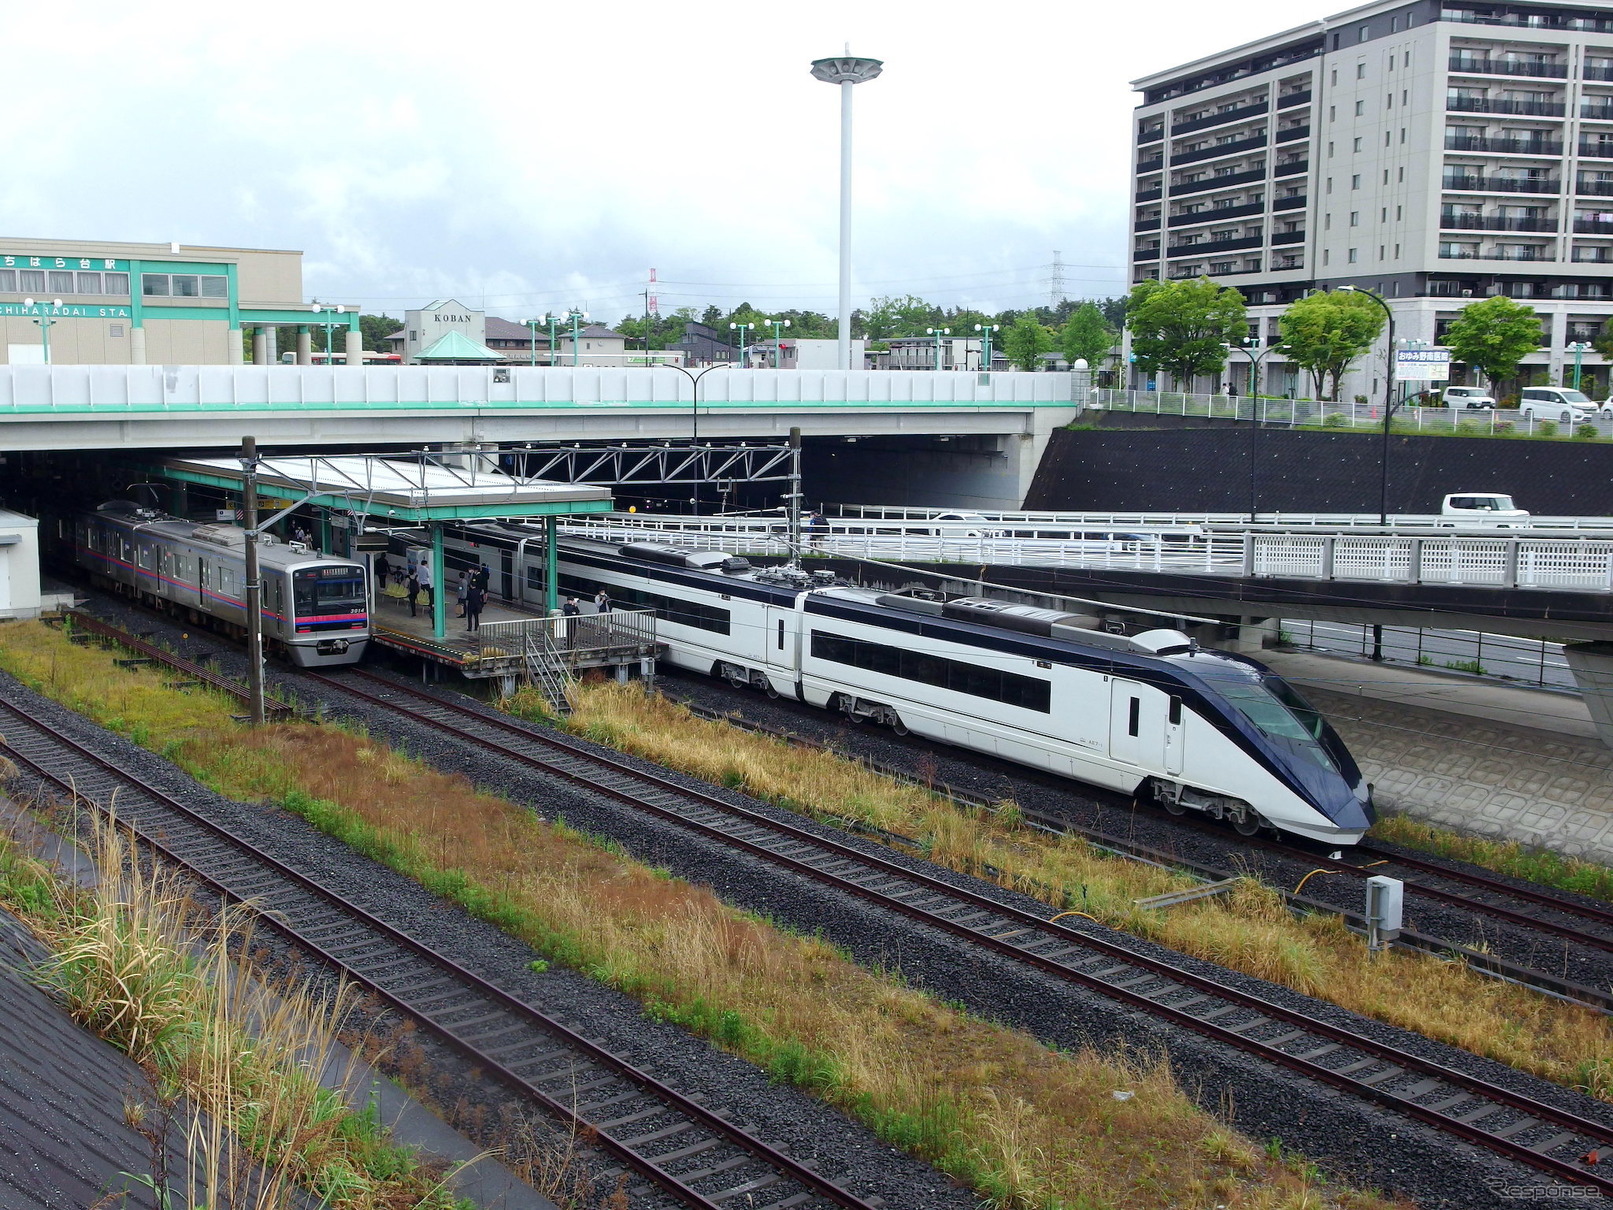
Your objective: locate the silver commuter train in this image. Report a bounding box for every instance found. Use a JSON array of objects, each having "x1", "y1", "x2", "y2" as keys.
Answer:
[
  {"x1": 74, "y1": 501, "x2": 370, "y2": 667},
  {"x1": 443, "y1": 524, "x2": 1373, "y2": 845}
]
